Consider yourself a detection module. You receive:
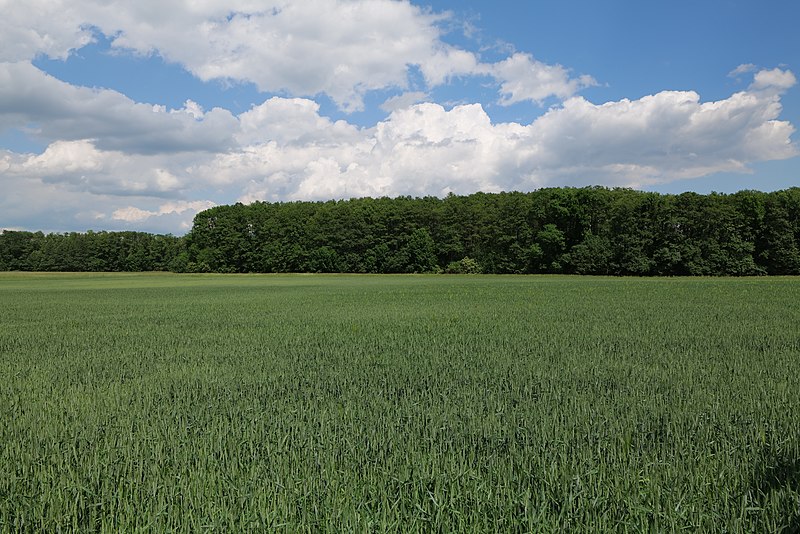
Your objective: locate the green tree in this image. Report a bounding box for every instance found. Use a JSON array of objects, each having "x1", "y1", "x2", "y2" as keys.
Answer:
[
  {"x1": 535, "y1": 224, "x2": 566, "y2": 273},
  {"x1": 565, "y1": 233, "x2": 612, "y2": 275}
]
